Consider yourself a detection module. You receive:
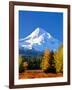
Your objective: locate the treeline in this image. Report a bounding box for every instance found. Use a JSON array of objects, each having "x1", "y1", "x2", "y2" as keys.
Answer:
[
  {"x1": 19, "y1": 45, "x2": 63, "y2": 73},
  {"x1": 19, "y1": 55, "x2": 42, "y2": 73}
]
